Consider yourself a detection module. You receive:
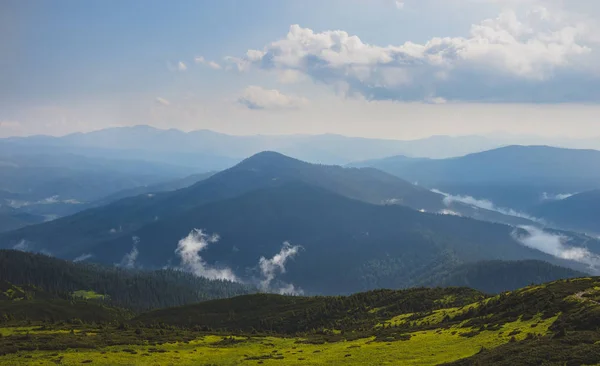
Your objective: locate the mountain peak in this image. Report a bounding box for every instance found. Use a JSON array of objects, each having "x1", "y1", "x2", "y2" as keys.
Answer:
[{"x1": 235, "y1": 151, "x2": 306, "y2": 170}]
